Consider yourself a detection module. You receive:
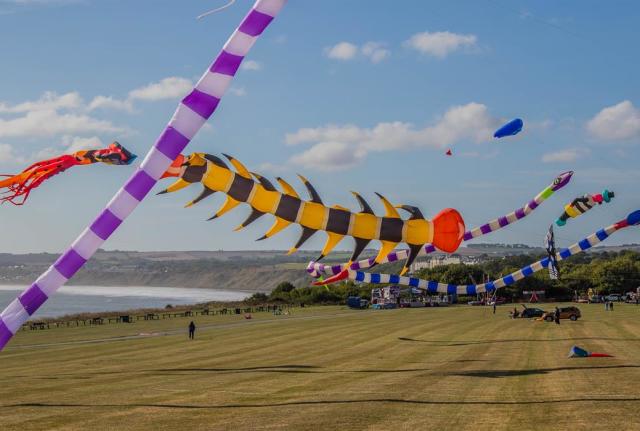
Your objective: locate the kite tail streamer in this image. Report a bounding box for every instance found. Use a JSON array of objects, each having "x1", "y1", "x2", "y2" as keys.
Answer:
[
  {"x1": 346, "y1": 210, "x2": 640, "y2": 295},
  {"x1": 0, "y1": 0, "x2": 286, "y2": 351},
  {"x1": 308, "y1": 171, "x2": 574, "y2": 280}
]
